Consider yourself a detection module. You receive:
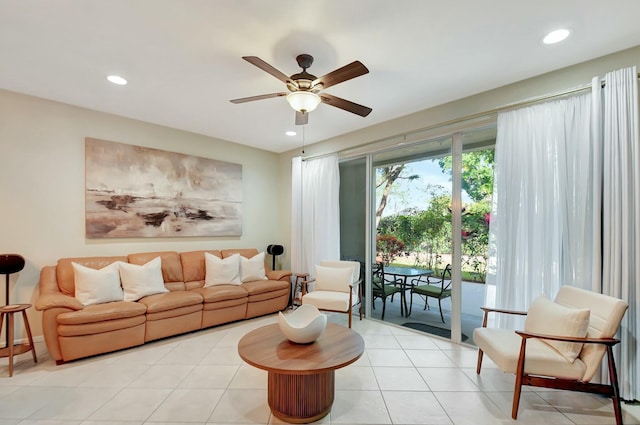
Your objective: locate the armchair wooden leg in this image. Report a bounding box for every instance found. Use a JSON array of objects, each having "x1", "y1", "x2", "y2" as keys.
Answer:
[
  {"x1": 606, "y1": 346, "x2": 623, "y2": 425},
  {"x1": 512, "y1": 338, "x2": 528, "y2": 419},
  {"x1": 348, "y1": 305, "x2": 352, "y2": 328},
  {"x1": 476, "y1": 349, "x2": 484, "y2": 374}
]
